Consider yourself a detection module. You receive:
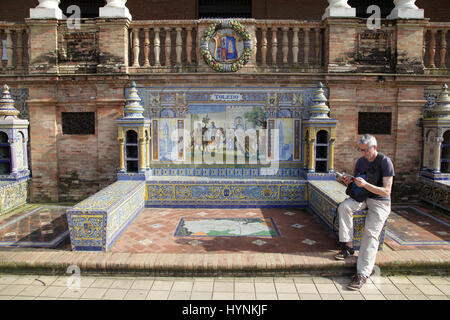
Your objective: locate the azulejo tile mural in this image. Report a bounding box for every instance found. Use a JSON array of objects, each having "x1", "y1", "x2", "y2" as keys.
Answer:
[
  {"x1": 145, "y1": 179, "x2": 307, "y2": 208},
  {"x1": 126, "y1": 86, "x2": 327, "y2": 166},
  {"x1": 0, "y1": 180, "x2": 28, "y2": 215}
]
